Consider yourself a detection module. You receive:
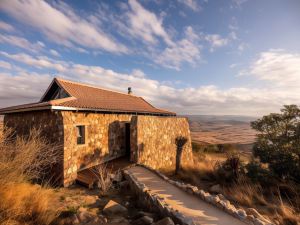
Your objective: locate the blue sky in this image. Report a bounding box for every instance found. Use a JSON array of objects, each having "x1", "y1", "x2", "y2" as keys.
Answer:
[{"x1": 0, "y1": 0, "x2": 299, "y2": 115}]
